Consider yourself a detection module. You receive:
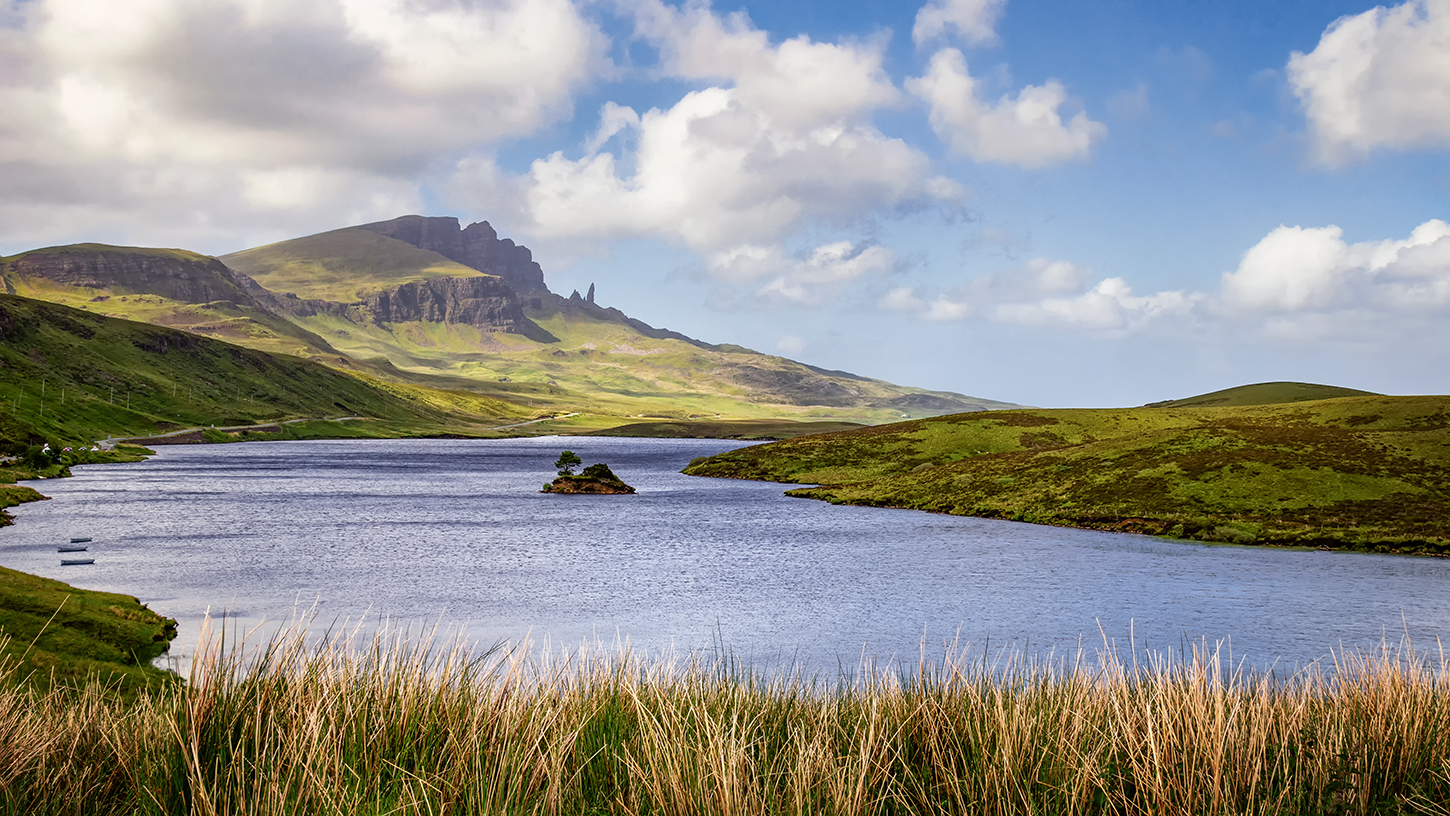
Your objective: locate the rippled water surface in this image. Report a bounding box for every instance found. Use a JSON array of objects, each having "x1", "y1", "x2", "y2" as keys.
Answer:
[{"x1": 4, "y1": 437, "x2": 1449, "y2": 671}]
